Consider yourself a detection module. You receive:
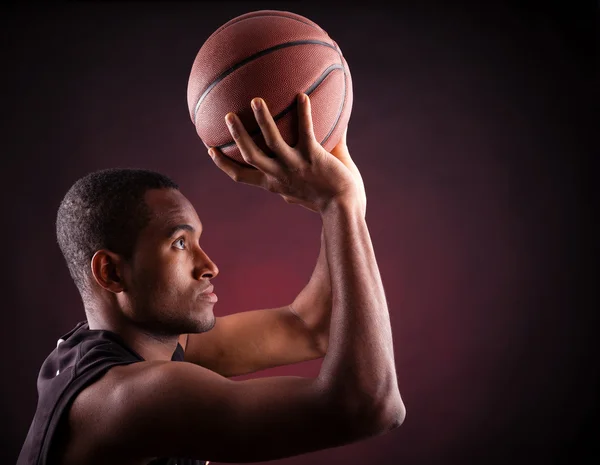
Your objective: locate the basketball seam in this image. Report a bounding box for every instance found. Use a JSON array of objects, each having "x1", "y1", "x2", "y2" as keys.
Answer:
[
  {"x1": 320, "y1": 75, "x2": 347, "y2": 147},
  {"x1": 321, "y1": 56, "x2": 349, "y2": 147},
  {"x1": 193, "y1": 40, "x2": 339, "y2": 124},
  {"x1": 207, "y1": 12, "x2": 323, "y2": 43},
  {"x1": 214, "y1": 64, "x2": 346, "y2": 150}
]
